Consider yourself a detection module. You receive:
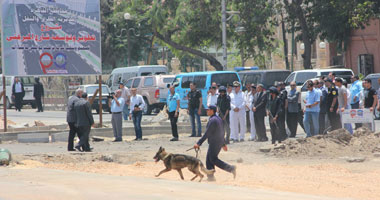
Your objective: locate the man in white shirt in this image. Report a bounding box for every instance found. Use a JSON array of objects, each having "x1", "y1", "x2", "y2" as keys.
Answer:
[
  {"x1": 230, "y1": 81, "x2": 246, "y2": 142},
  {"x1": 129, "y1": 88, "x2": 146, "y2": 140},
  {"x1": 12, "y1": 77, "x2": 25, "y2": 112},
  {"x1": 119, "y1": 83, "x2": 131, "y2": 121},
  {"x1": 207, "y1": 86, "x2": 218, "y2": 107},
  {"x1": 244, "y1": 83, "x2": 252, "y2": 134},
  {"x1": 248, "y1": 84, "x2": 257, "y2": 141}
]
